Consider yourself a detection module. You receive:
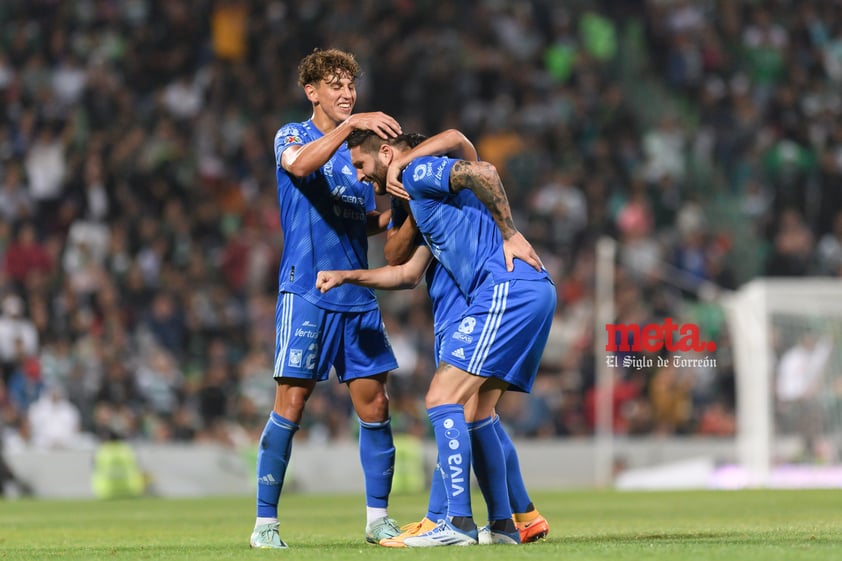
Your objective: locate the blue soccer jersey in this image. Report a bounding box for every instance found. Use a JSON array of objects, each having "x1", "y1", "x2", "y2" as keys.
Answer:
[
  {"x1": 389, "y1": 198, "x2": 463, "y2": 334},
  {"x1": 401, "y1": 156, "x2": 556, "y2": 390},
  {"x1": 402, "y1": 156, "x2": 550, "y2": 297},
  {"x1": 274, "y1": 121, "x2": 377, "y2": 312}
]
